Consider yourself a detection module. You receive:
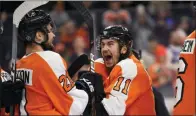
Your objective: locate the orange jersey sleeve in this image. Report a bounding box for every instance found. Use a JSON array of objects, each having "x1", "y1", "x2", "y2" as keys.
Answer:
[
  {"x1": 16, "y1": 51, "x2": 88, "y2": 115},
  {"x1": 173, "y1": 31, "x2": 196, "y2": 115},
  {"x1": 95, "y1": 55, "x2": 156, "y2": 115}
]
